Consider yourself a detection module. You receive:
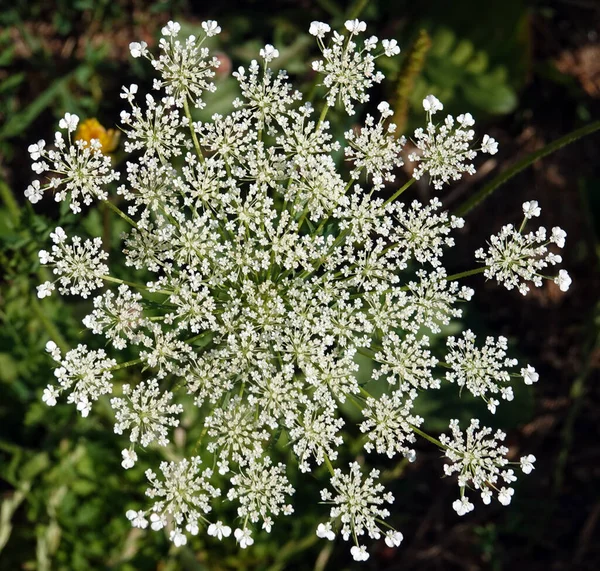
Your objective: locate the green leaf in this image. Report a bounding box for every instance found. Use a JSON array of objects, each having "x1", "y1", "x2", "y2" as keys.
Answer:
[{"x1": 462, "y1": 78, "x2": 517, "y2": 115}]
